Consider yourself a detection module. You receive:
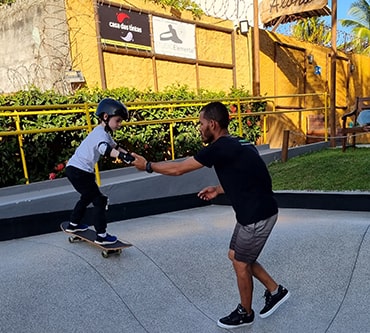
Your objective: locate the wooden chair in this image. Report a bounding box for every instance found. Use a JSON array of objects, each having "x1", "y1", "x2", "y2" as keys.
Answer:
[{"x1": 306, "y1": 114, "x2": 327, "y2": 144}]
